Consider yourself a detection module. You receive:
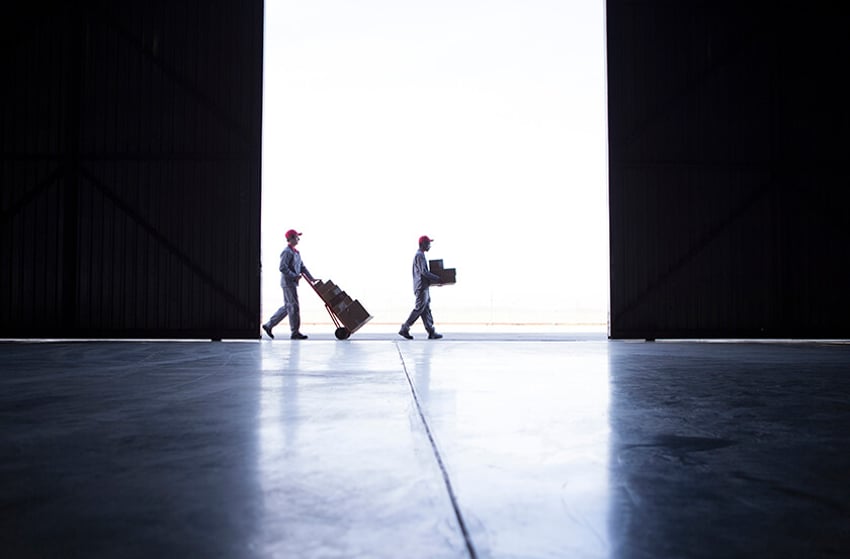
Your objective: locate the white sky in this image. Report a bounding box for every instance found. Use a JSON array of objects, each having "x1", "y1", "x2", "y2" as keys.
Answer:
[{"x1": 261, "y1": 0, "x2": 609, "y2": 330}]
